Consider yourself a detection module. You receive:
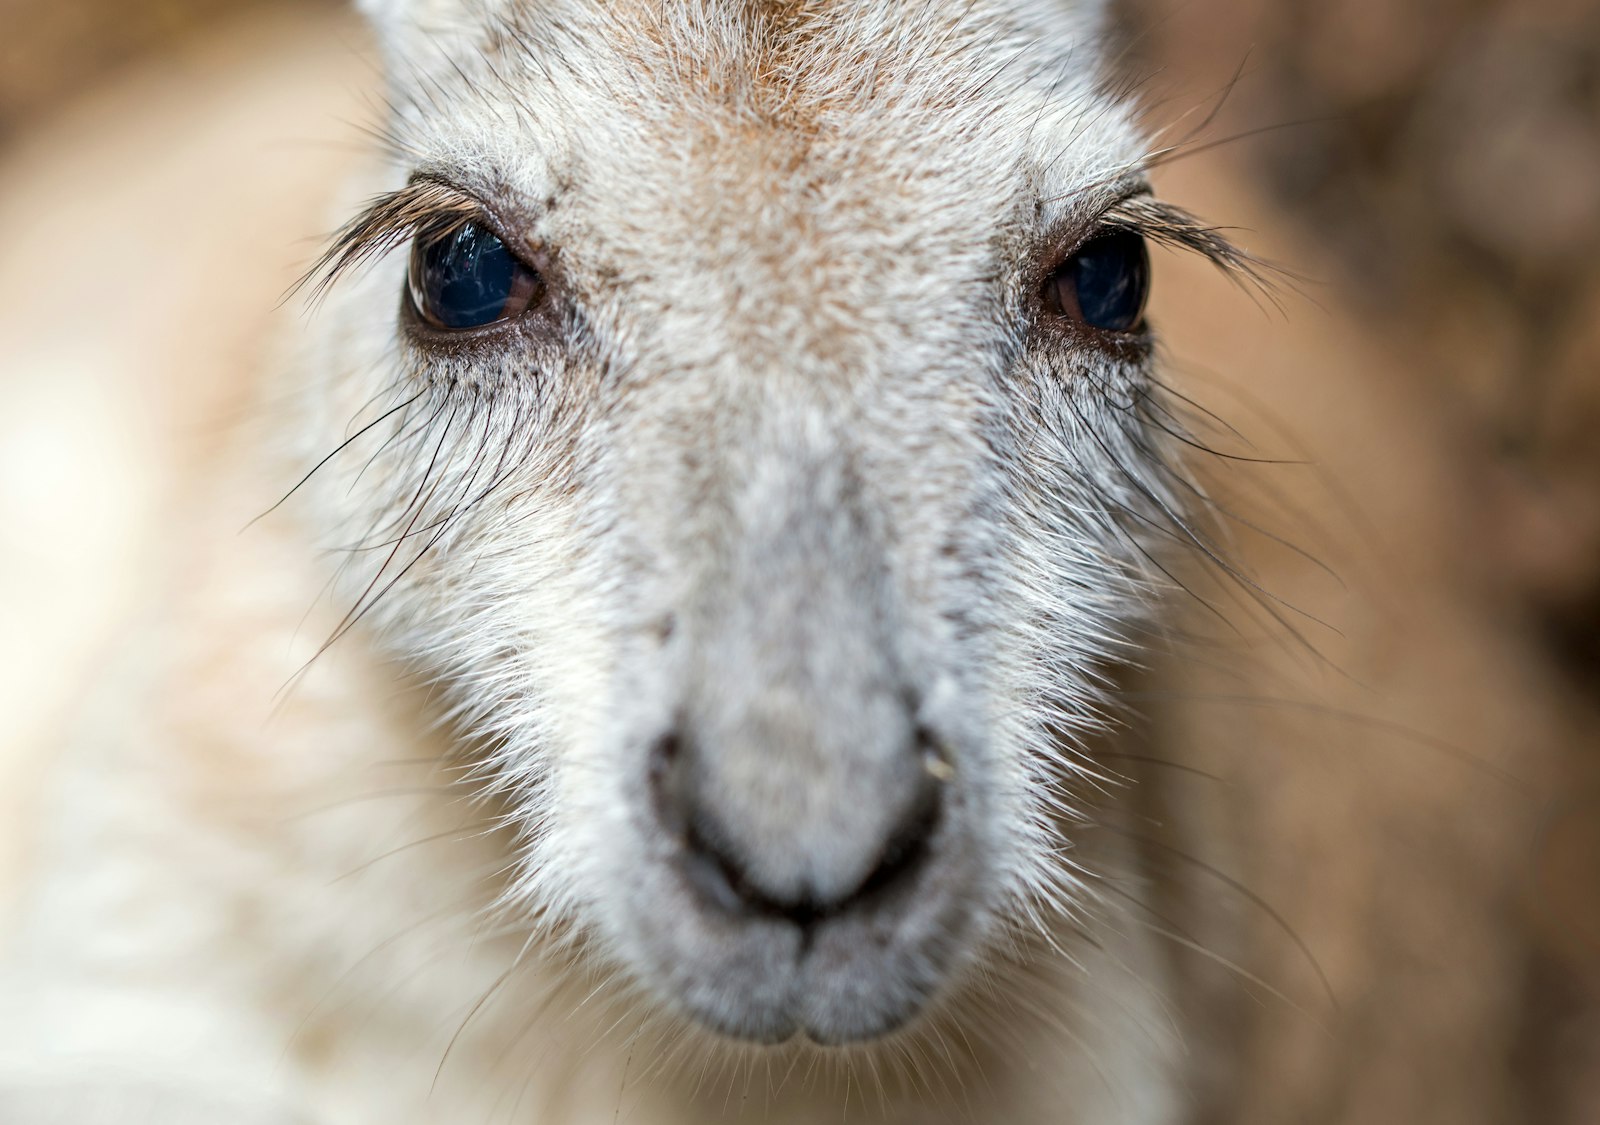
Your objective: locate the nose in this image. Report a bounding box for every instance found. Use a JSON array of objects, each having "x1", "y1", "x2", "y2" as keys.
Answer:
[{"x1": 649, "y1": 721, "x2": 948, "y2": 928}]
